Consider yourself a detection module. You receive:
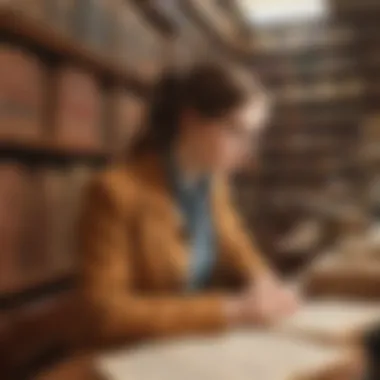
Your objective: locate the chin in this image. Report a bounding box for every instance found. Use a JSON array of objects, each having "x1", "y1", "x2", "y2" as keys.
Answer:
[
  {"x1": 209, "y1": 160, "x2": 236, "y2": 175},
  {"x1": 217, "y1": 165, "x2": 235, "y2": 175}
]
